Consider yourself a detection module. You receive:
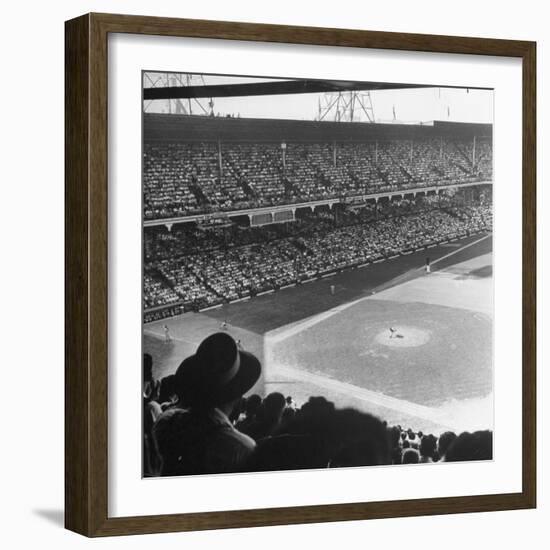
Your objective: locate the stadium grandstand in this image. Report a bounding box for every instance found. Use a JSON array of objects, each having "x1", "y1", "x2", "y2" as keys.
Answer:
[
  {"x1": 142, "y1": 75, "x2": 494, "y2": 477},
  {"x1": 143, "y1": 114, "x2": 492, "y2": 319},
  {"x1": 144, "y1": 115, "x2": 491, "y2": 221}
]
